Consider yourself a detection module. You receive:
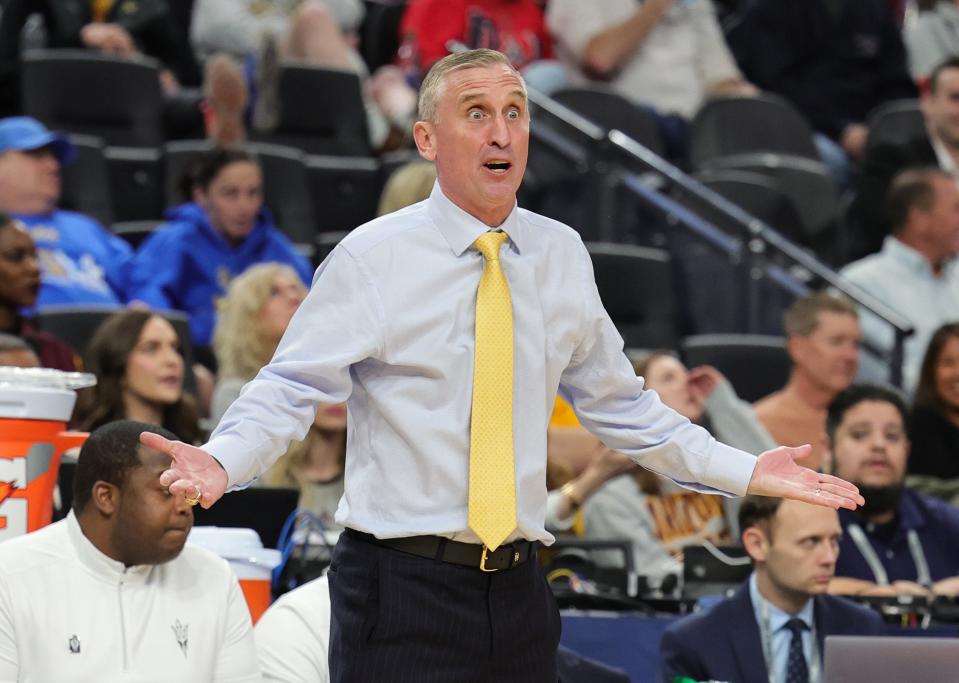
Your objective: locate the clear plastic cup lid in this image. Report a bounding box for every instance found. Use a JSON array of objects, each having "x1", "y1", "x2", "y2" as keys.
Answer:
[{"x1": 0, "y1": 367, "x2": 97, "y2": 390}]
